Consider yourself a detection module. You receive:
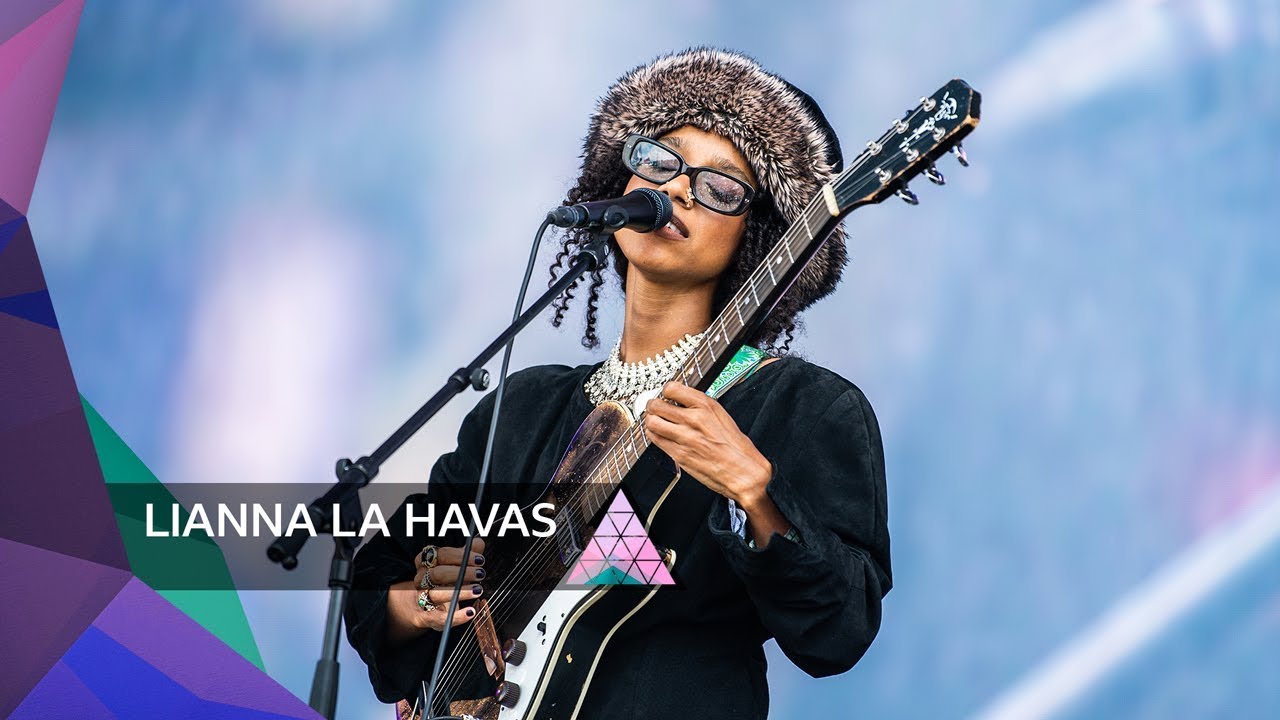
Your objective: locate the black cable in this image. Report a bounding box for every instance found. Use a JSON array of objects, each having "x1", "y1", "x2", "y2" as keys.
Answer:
[{"x1": 421, "y1": 217, "x2": 555, "y2": 719}]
